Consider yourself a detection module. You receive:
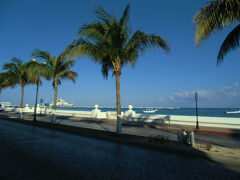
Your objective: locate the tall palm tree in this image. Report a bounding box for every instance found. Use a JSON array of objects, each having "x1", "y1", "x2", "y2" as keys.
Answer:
[
  {"x1": 2, "y1": 58, "x2": 34, "y2": 108},
  {"x1": 194, "y1": 0, "x2": 240, "y2": 63},
  {"x1": 32, "y1": 49, "x2": 78, "y2": 110},
  {"x1": 67, "y1": 4, "x2": 170, "y2": 134}
]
